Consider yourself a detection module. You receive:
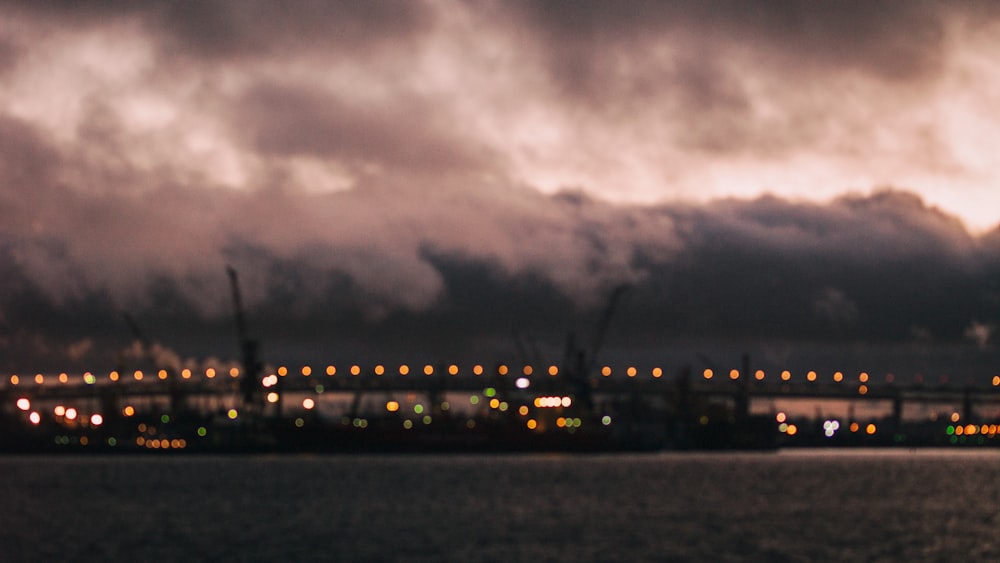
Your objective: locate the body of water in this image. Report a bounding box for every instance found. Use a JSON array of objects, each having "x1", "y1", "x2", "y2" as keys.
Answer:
[{"x1": 2, "y1": 450, "x2": 998, "y2": 561}]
